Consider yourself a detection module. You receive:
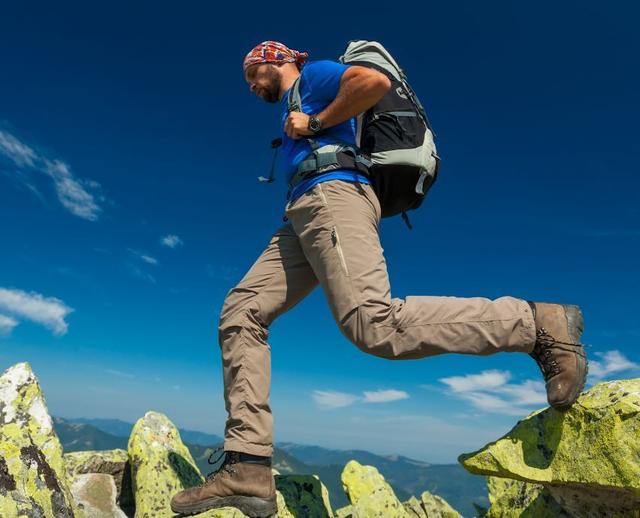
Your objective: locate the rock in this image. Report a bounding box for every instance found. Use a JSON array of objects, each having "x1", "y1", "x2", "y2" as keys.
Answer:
[
  {"x1": 71, "y1": 473, "x2": 127, "y2": 518},
  {"x1": 341, "y1": 459, "x2": 408, "y2": 517},
  {"x1": 334, "y1": 505, "x2": 353, "y2": 517},
  {"x1": 64, "y1": 450, "x2": 134, "y2": 516},
  {"x1": 0, "y1": 362, "x2": 83, "y2": 518},
  {"x1": 275, "y1": 473, "x2": 333, "y2": 517},
  {"x1": 483, "y1": 476, "x2": 567, "y2": 517},
  {"x1": 128, "y1": 411, "x2": 240, "y2": 517},
  {"x1": 403, "y1": 496, "x2": 423, "y2": 517},
  {"x1": 402, "y1": 491, "x2": 462, "y2": 517},
  {"x1": 459, "y1": 378, "x2": 640, "y2": 517}
]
